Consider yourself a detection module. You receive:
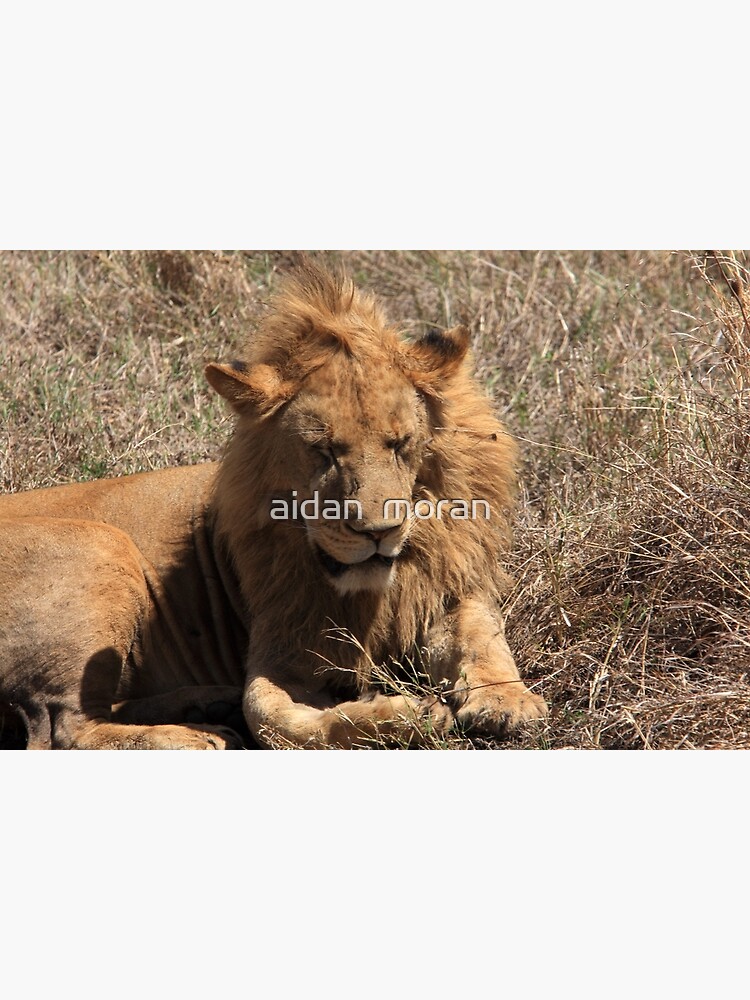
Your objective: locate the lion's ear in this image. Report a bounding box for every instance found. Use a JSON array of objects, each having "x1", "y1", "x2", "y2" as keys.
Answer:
[
  {"x1": 205, "y1": 361, "x2": 292, "y2": 416},
  {"x1": 404, "y1": 325, "x2": 471, "y2": 392}
]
